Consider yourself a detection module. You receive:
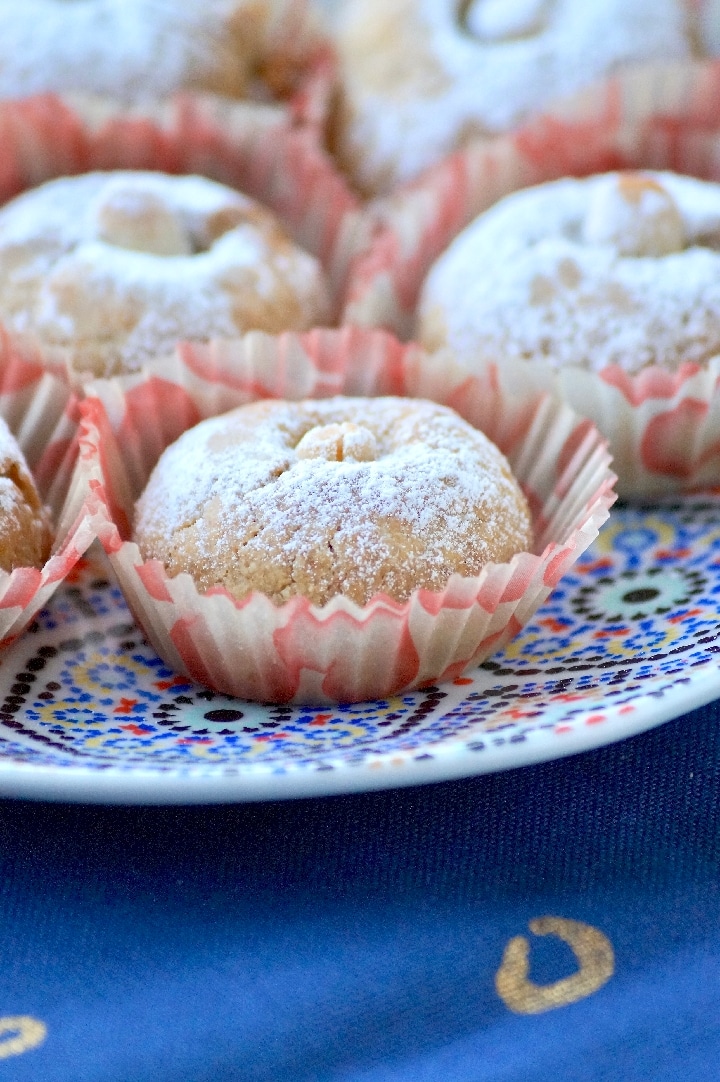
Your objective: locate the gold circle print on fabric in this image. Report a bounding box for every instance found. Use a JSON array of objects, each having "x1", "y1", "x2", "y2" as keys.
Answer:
[
  {"x1": 495, "y1": 917, "x2": 614, "y2": 1014},
  {"x1": 0, "y1": 1016, "x2": 47, "y2": 1059}
]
